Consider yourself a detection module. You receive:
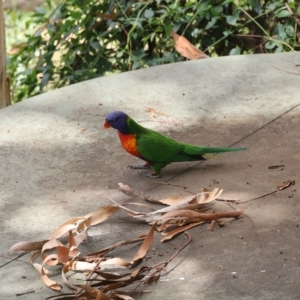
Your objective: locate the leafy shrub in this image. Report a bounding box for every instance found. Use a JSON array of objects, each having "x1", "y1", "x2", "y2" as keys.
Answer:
[{"x1": 6, "y1": 0, "x2": 300, "y2": 102}]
